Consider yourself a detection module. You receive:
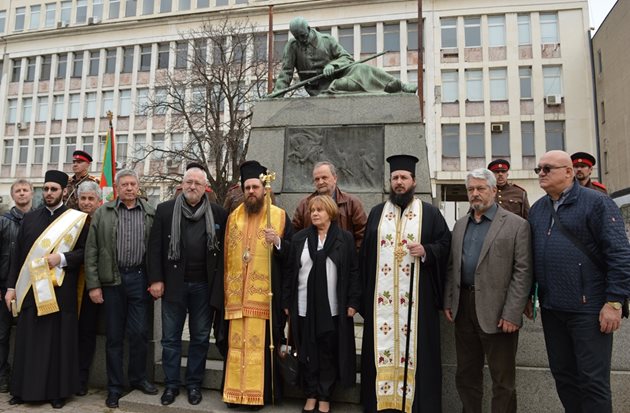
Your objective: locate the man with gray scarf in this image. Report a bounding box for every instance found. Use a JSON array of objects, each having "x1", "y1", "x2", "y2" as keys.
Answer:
[{"x1": 147, "y1": 164, "x2": 228, "y2": 406}]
